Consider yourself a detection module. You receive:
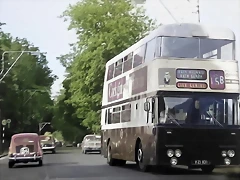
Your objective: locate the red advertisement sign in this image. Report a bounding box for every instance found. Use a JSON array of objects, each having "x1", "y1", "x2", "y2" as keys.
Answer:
[
  {"x1": 176, "y1": 82, "x2": 208, "y2": 89},
  {"x1": 108, "y1": 77, "x2": 126, "y2": 102}
]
